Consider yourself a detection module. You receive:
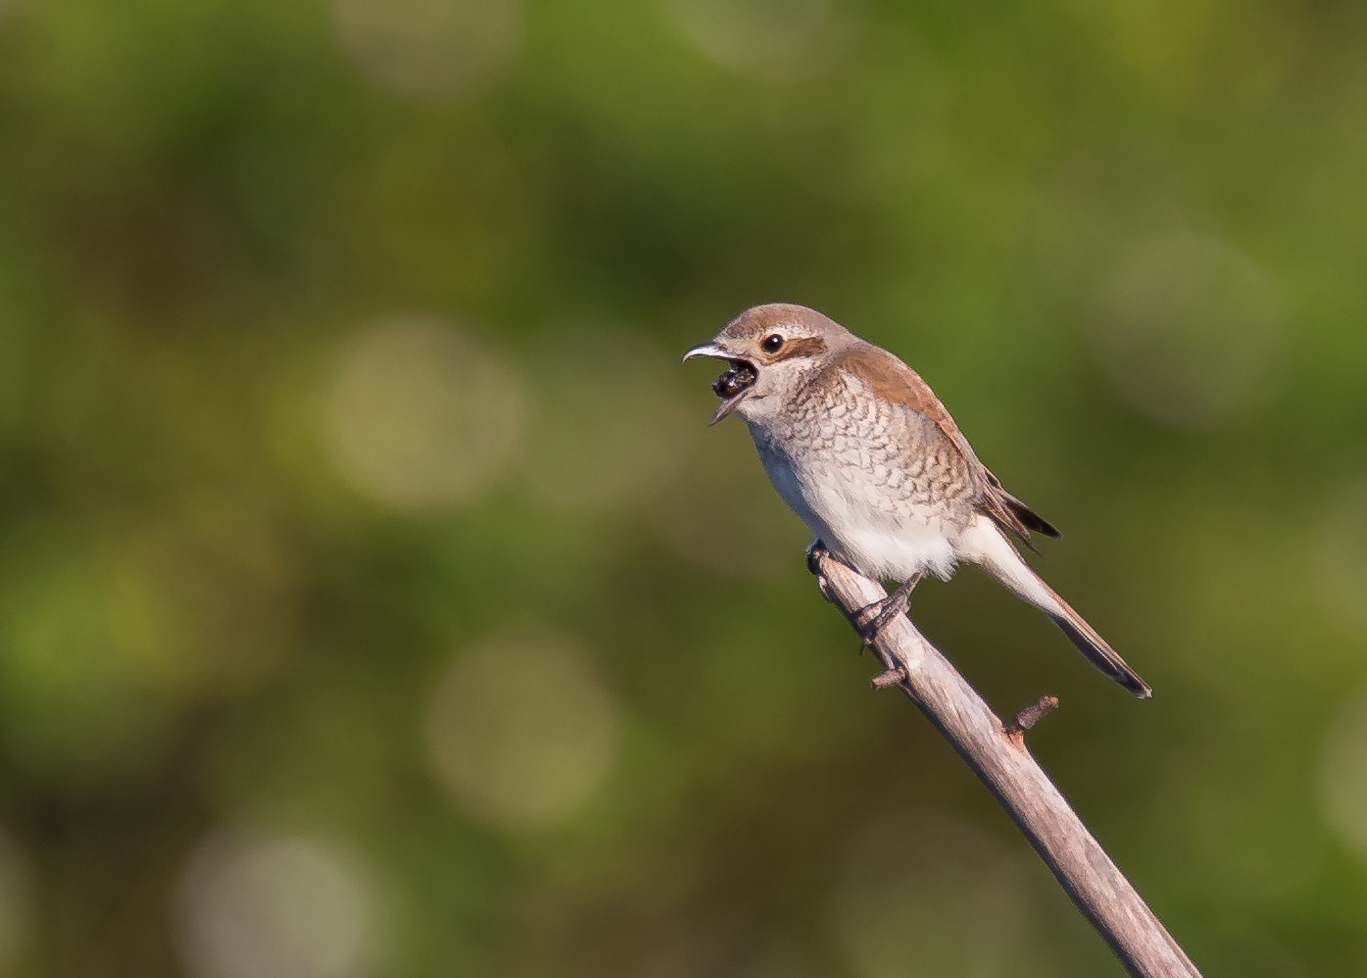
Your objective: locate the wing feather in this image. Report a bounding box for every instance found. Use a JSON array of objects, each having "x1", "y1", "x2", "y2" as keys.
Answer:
[{"x1": 834, "y1": 344, "x2": 1060, "y2": 543}]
